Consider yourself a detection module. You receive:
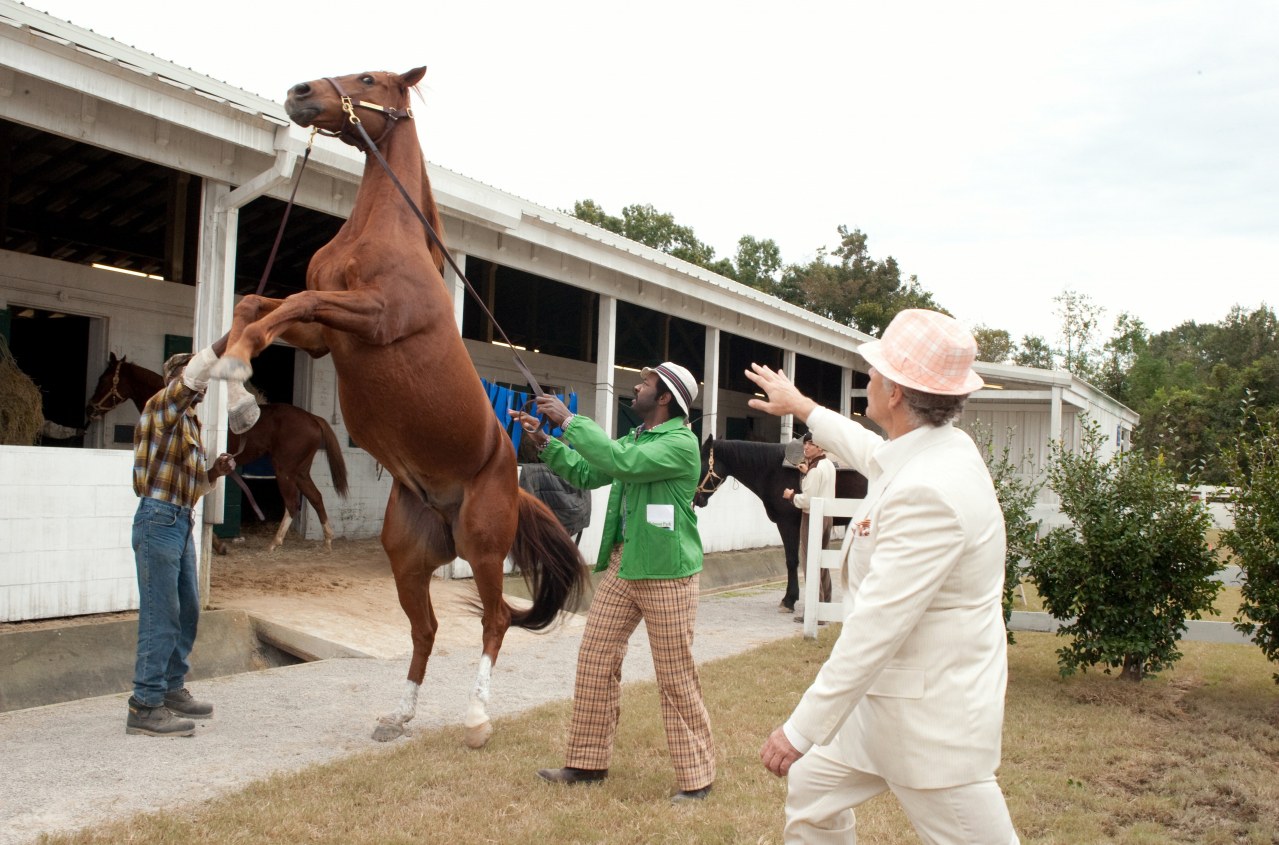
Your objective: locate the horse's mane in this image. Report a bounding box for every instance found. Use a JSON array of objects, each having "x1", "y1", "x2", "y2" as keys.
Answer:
[{"x1": 713, "y1": 439, "x2": 789, "y2": 476}]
